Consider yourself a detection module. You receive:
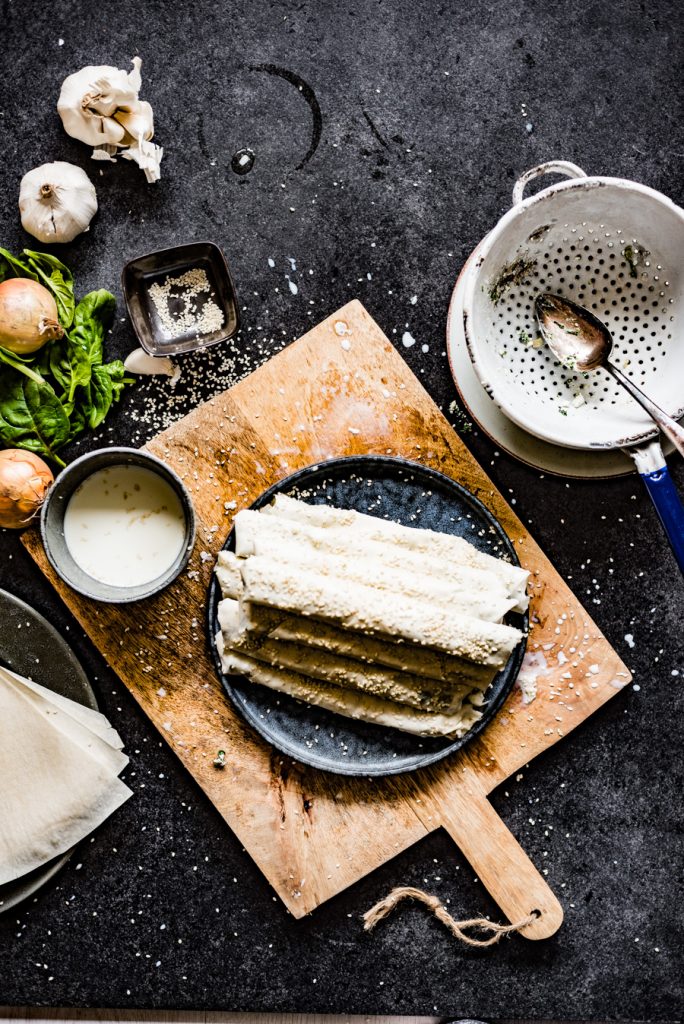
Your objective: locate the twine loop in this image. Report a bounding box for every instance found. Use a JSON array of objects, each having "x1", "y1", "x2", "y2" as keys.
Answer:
[{"x1": 363, "y1": 886, "x2": 539, "y2": 948}]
